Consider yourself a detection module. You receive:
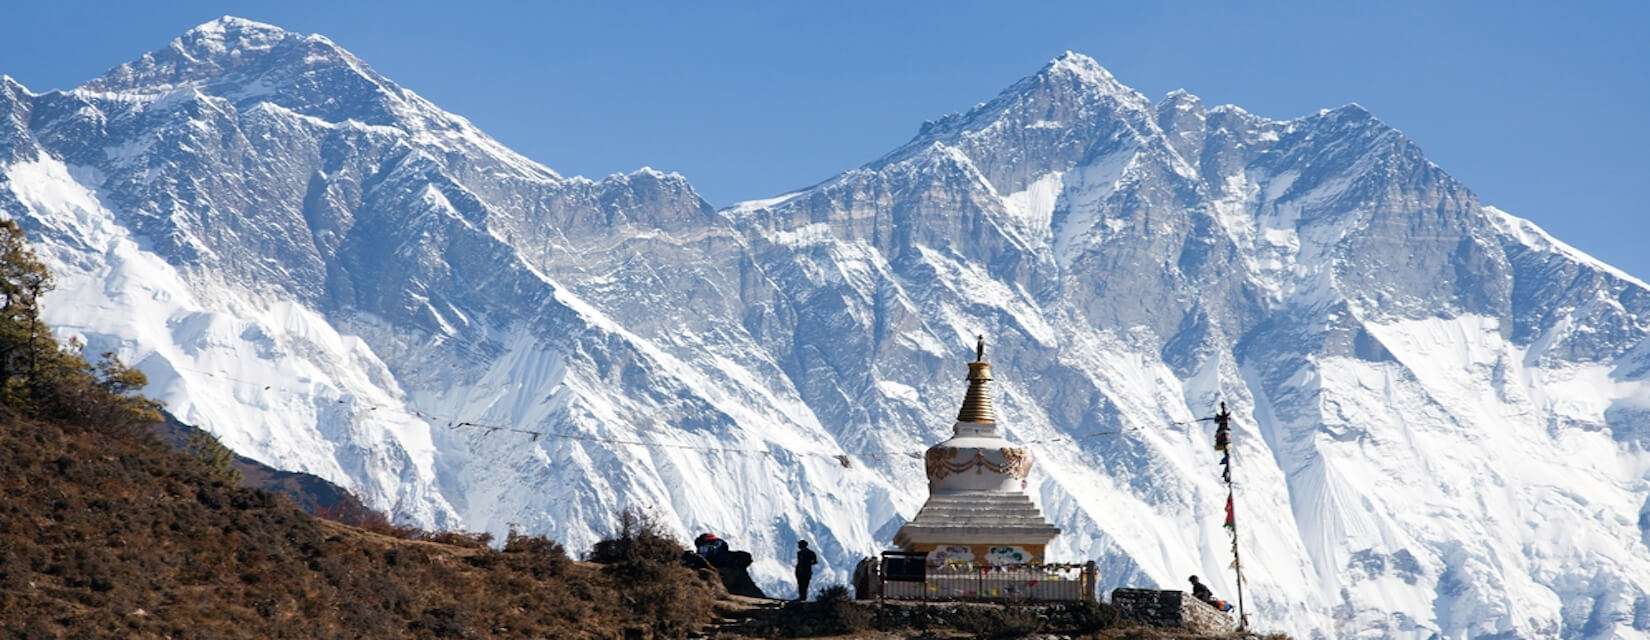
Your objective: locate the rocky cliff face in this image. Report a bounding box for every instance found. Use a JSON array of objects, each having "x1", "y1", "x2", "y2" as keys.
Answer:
[{"x1": 4, "y1": 18, "x2": 1648, "y2": 638}]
